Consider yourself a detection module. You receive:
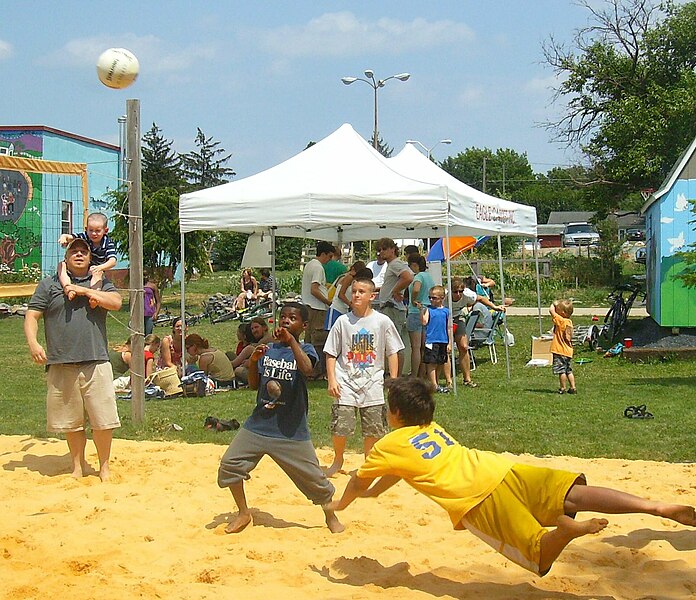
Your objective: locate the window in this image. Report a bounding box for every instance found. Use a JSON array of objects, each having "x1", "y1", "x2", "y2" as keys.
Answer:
[{"x1": 61, "y1": 201, "x2": 73, "y2": 235}]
